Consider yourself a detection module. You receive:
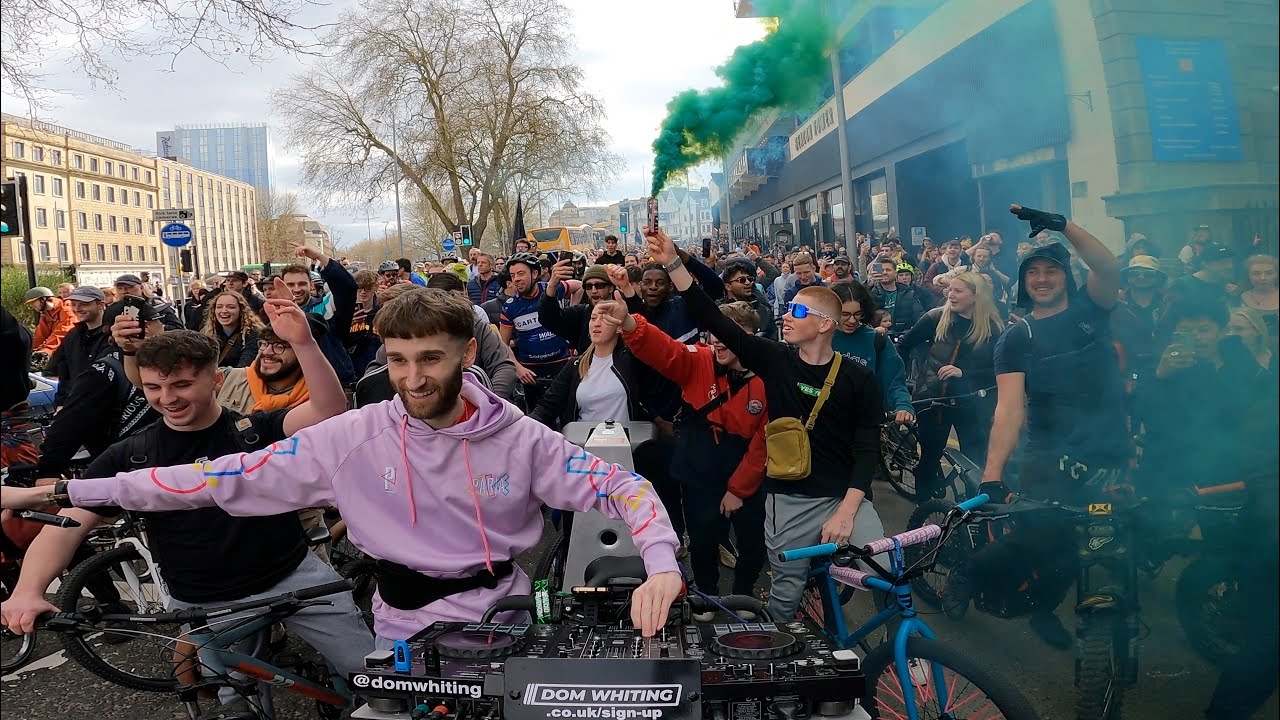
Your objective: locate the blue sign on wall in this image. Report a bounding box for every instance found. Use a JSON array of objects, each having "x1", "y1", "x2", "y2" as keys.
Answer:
[{"x1": 1136, "y1": 37, "x2": 1243, "y2": 163}]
